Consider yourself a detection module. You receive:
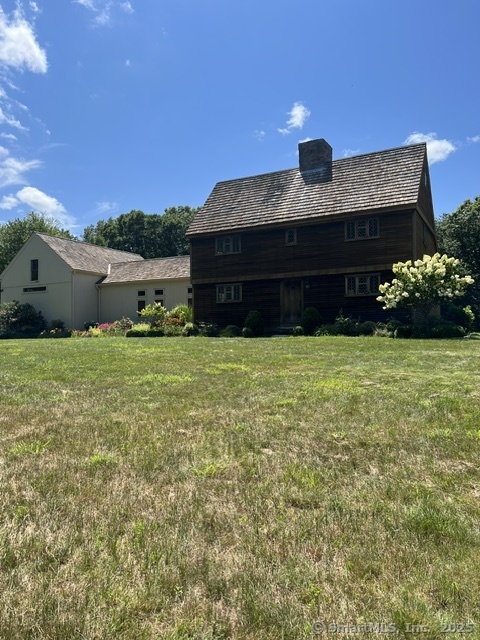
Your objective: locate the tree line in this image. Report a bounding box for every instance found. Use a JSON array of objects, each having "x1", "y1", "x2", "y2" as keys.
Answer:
[{"x1": 0, "y1": 206, "x2": 198, "y2": 275}]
